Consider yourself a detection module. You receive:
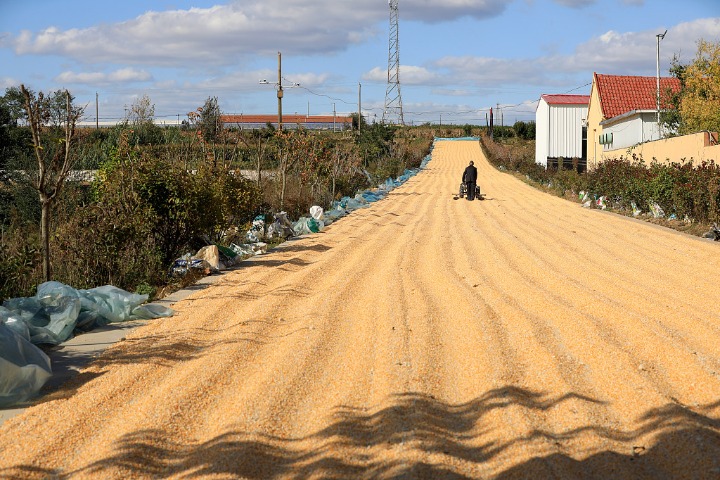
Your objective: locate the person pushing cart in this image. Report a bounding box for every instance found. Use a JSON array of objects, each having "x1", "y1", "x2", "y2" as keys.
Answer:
[{"x1": 462, "y1": 160, "x2": 478, "y2": 200}]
